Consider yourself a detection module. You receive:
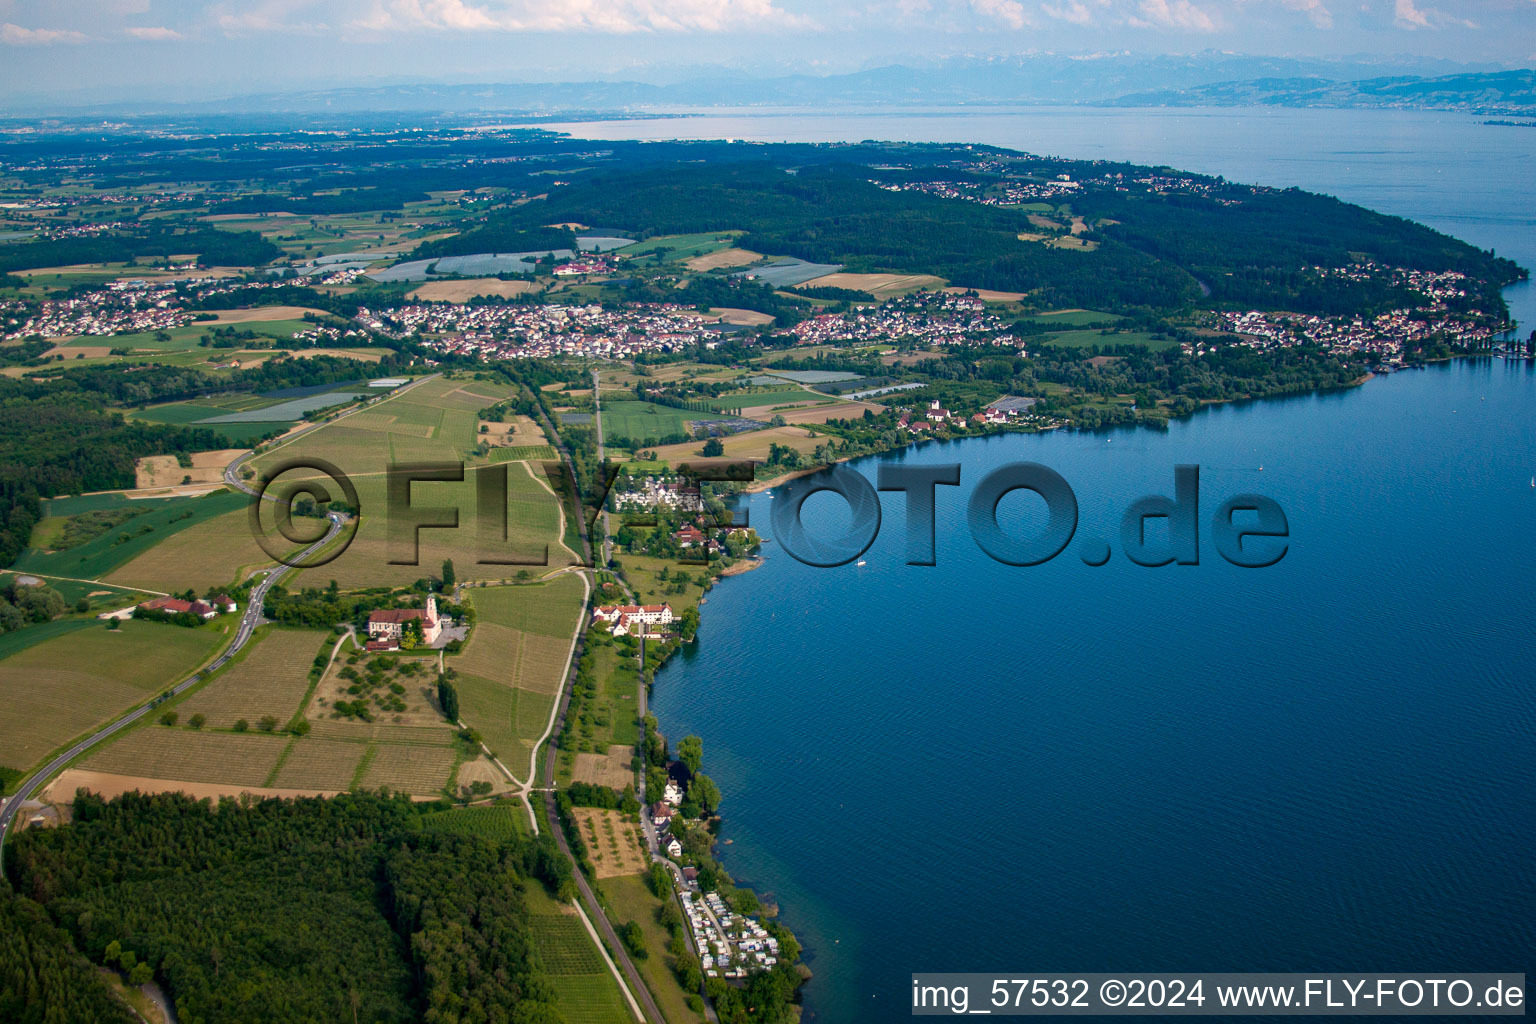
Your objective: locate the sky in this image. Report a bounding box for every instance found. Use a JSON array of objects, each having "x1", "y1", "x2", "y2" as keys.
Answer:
[{"x1": 0, "y1": 0, "x2": 1531, "y2": 105}]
